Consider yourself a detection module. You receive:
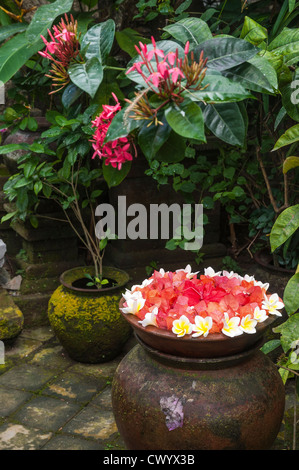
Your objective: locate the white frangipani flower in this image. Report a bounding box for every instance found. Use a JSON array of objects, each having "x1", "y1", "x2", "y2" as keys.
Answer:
[
  {"x1": 262, "y1": 294, "x2": 284, "y2": 316},
  {"x1": 122, "y1": 289, "x2": 143, "y2": 303},
  {"x1": 121, "y1": 295, "x2": 146, "y2": 315},
  {"x1": 254, "y1": 280, "x2": 270, "y2": 291},
  {"x1": 253, "y1": 306, "x2": 268, "y2": 323},
  {"x1": 176, "y1": 264, "x2": 199, "y2": 279},
  {"x1": 221, "y1": 313, "x2": 242, "y2": 337},
  {"x1": 222, "y1": 270, "x2": 240, "y2": 279},
  {"x1": 130, "y1": 278, "x2": 154, "y2": 292},
  {"x1": 138, "y1": 307, "x2": 158, "y2": 328},
  {"x1": 240, "y1": 314, "x2": 257, "y2": 334},
  {"x1": 172, "y1": 315, "x2": 193, "y2": 337},
  {"x1": 243, "y1": 274, "x2": 255, "y2": 283},
  {"x1": 204, "y1": 267, "x2": 221, "y2": 277},
  {"x1": 192, "y1": 316, "x2": 213, "y2": 338}
]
